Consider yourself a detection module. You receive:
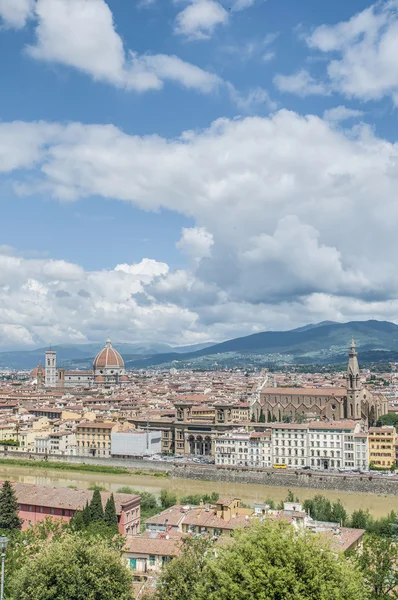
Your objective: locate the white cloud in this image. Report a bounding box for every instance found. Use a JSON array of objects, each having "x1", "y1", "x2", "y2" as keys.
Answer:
[
  {"x1": 174, "y1": 0, "x2": 228, "y2": 40},
  {"x1": 177, "y1": 227, "x2": 214, "y2": 260},
  {"x1": 274, "y1": 69, "x2": 329, "y2": 97},
  {"x1": 3, "y1": 110, "x2": 398, "y2": 344},
  {"x1": 305, "y1": 1, "x2": 398, "y2": 103},
  {"x1": 230, "y1": 0, "x2": 256, "y2": 10},
  {"x1": 0, "y1": 0, "x2": 34, "y2": 29},
  {"x1": 323, "y1": 105, "x2": 364, "y2": 122},
  {"x1": 228, "y1": 85, "x2": 277, "y2": 112},
  {"x1": 25, "y1": 0, "x2": 222, "y2": 94}
]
